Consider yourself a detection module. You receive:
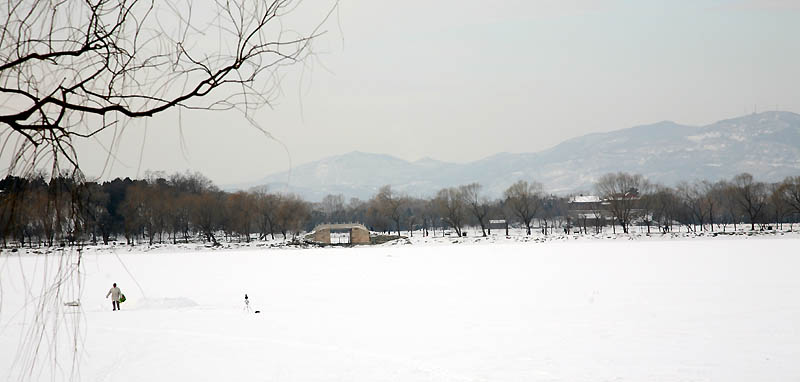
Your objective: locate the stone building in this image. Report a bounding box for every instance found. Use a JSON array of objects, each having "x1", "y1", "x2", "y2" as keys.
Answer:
[{"x1": 312, "y1": 223, "x2": 371, "y2": 245}]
